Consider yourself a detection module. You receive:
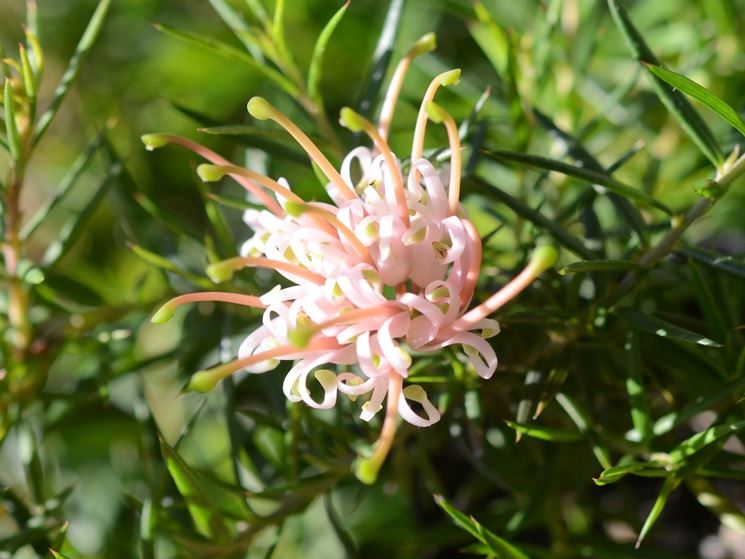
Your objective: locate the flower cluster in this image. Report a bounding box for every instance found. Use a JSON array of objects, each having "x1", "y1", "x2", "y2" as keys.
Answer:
[{"x1": 144, "y1": 35, "x2": 556, "y2": 483}]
